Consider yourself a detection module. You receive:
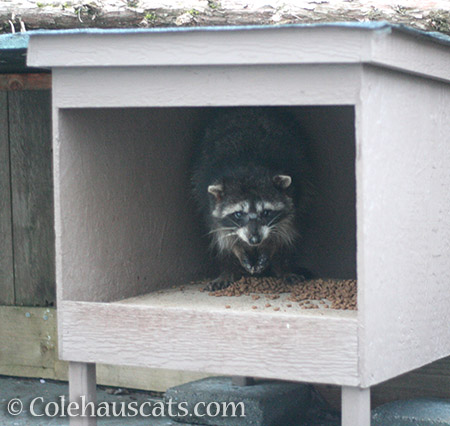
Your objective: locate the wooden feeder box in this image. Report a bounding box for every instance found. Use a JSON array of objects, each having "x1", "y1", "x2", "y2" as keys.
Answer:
[{"x1": 27, "y1": 23, "x2": 450, "y2": 425}]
